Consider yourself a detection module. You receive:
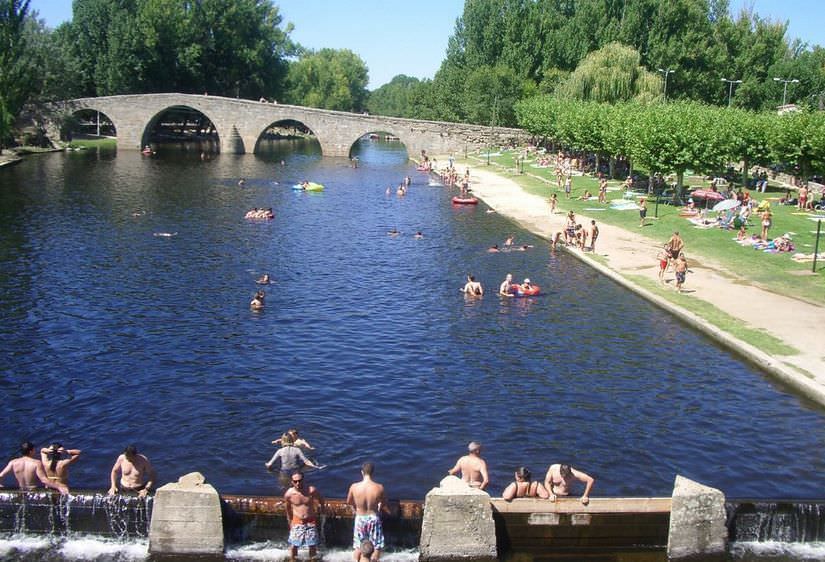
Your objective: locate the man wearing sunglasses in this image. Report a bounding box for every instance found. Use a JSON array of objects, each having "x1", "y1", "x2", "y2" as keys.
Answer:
[{"x1": 284, "y1": 472, "x2": 324, "y2": 561}]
